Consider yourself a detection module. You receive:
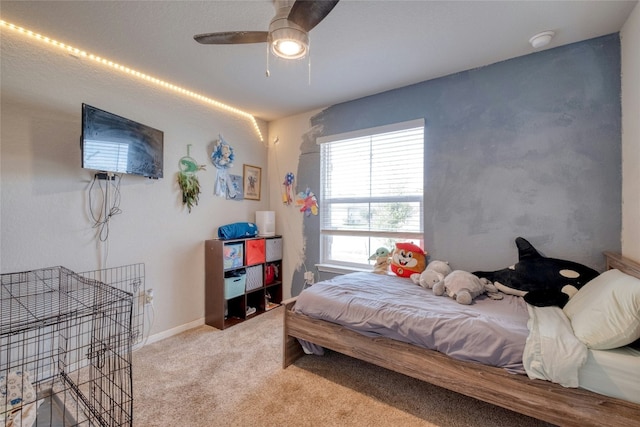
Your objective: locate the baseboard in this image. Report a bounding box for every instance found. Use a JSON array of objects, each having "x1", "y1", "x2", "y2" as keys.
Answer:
[{"x1": 144, "y1": 317, "x2": 205, "y2": 346}]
